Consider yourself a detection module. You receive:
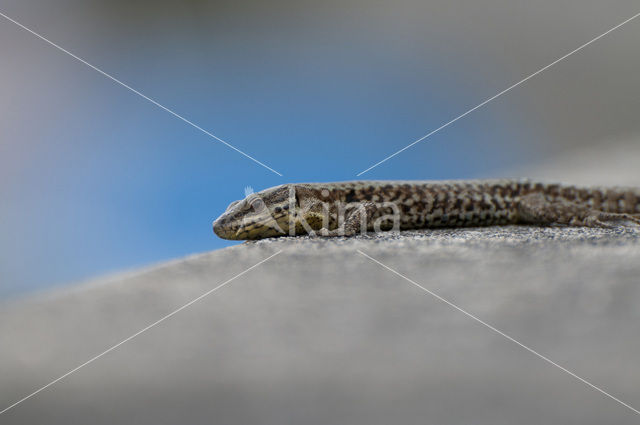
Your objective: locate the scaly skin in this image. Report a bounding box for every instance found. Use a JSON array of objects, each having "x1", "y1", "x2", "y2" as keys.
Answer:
[{"x1": 212, "y1": 180, "x2": 640, "y2": 240}]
